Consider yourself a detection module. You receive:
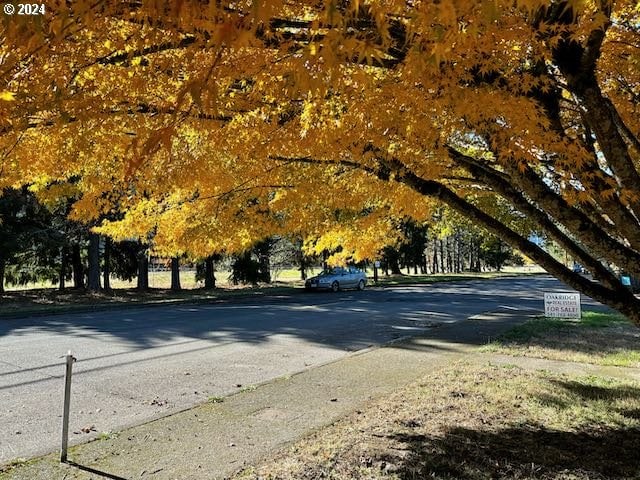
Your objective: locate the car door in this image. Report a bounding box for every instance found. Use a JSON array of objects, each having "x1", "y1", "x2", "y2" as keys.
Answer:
[
  {"x1": 346, "y1": 267, "x2": 357, "y2": 288},
  {"x1": 337, "y1": 267, "x2": 350, "y2": 288},
  {"x1": 351, "y1": 267, "x2": 364, "y2": 287}
]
